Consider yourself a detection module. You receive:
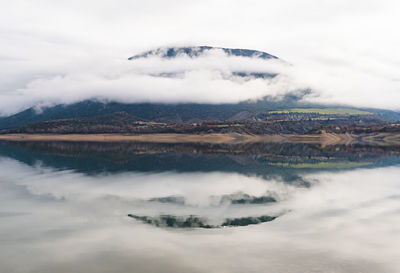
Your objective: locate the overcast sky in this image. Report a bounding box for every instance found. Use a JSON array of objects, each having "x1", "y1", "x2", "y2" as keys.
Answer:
[{"x1": 0, "y1": 0, "x2": 399, "y2": 116}]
